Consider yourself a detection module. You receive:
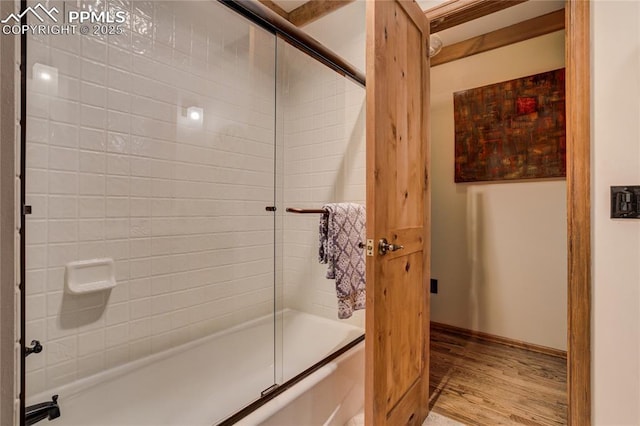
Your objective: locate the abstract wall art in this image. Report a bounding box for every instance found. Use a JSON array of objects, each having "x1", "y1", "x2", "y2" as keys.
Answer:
[{"x1": 453, "y1": 68, "x2": 566, "y2": 183}]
